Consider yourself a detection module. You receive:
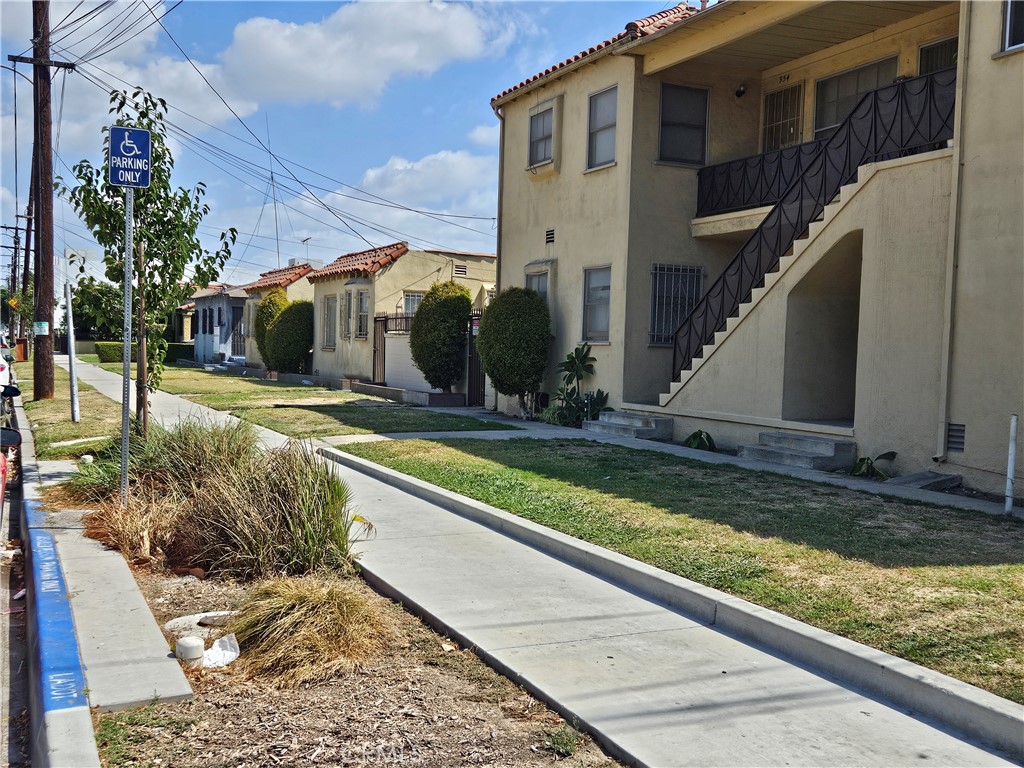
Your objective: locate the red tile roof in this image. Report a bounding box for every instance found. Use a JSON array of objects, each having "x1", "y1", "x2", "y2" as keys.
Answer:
[
  {"x1": 307, "y1": 242, "x2": 410, "y2": 283},
  {"x1": 491, "y1": 3, "x2": 700, "y2": 106},
  {"x1": 422, "y1": 248, "x2": 495, "y2": 260},
  {"x1": 243, "y1": 263, "x2": 314, "y2": 293}
]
